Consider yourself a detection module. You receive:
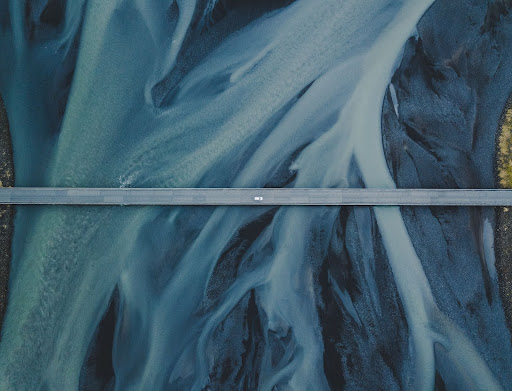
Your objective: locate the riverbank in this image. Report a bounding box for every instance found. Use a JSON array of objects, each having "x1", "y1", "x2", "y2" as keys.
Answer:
[
  {"x1": 495, "y1": 98, "x2": 512, "y2": 333},
  {"x1": 0, "y1": 96, "x2": 14, "y2": 337}
]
